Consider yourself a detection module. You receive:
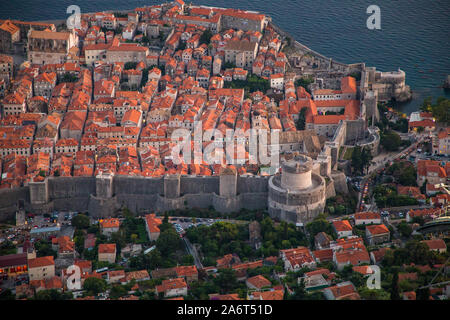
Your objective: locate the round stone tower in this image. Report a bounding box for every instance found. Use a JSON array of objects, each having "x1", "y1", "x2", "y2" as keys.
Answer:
[
  {"x1": 268, "y1": 155, "x2": 327, "y2": 224},
  {"x1": 281, "y1": 155, "x2": 313, "y2": 191}
]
